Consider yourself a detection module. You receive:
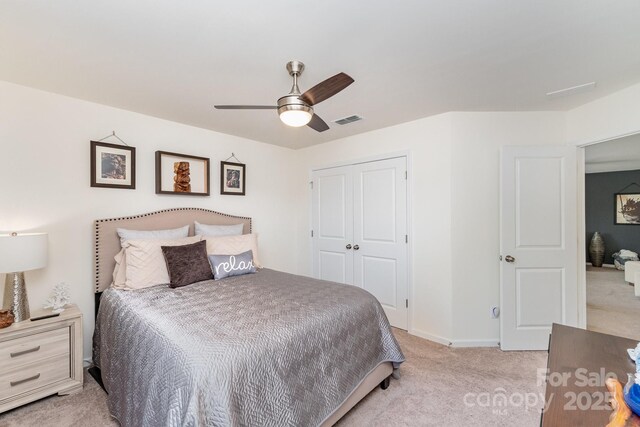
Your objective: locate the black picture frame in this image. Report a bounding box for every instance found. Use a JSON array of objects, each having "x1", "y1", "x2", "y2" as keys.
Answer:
[
  {"x1": 155, "y1": 150, "x2": 210, "y2": 196},
  {"x1": 220, "y1": 161, "x2": 246, "y2": 196},
  {"x1": 90, "y1": 141, "x2": 136, "y2": 189},
  {"x1": 614, "y1": 193, "x2": 640, "y2": 225}
]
